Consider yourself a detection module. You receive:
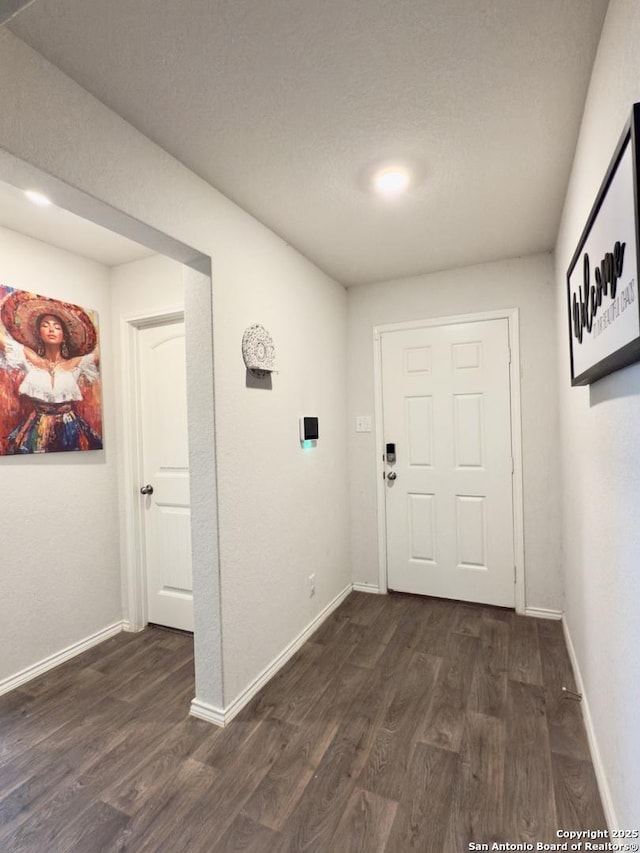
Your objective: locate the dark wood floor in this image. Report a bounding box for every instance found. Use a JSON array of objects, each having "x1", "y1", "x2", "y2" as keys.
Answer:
[{"x1": 0, "y1": 592, "x2": 607, "y2": 852}]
